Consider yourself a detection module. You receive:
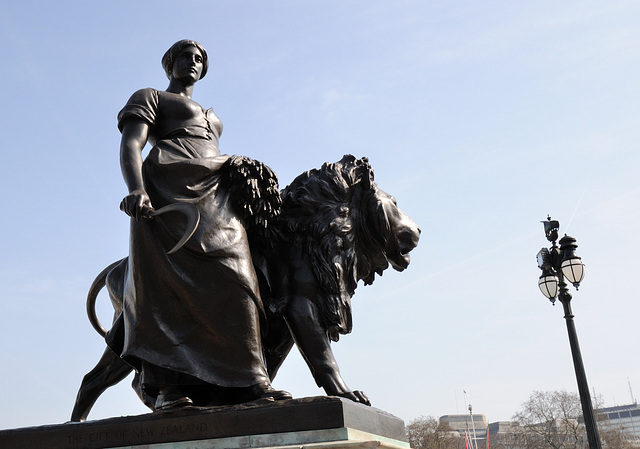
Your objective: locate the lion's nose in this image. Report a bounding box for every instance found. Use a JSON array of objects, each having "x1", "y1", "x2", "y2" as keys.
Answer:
[{"x1": 399, "y1": 227, "x2": 420, "y2": 254}]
